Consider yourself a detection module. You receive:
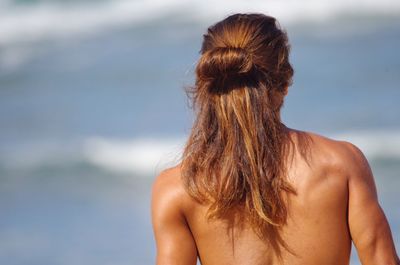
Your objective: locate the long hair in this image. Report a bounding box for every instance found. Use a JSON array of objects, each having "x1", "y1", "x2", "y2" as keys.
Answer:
[{"x1": 180, "y1": 13, "x2": 296, "y2": 258}]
